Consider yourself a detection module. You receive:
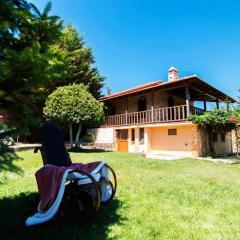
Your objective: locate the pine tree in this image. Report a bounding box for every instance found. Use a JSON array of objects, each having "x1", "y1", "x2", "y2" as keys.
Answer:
[
  {"x1": 51, "y1": 25, "x2": 105, "y2": 98},
  {"x1": 0, "y1": 0, "x2": 64, "y2": 133}
]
